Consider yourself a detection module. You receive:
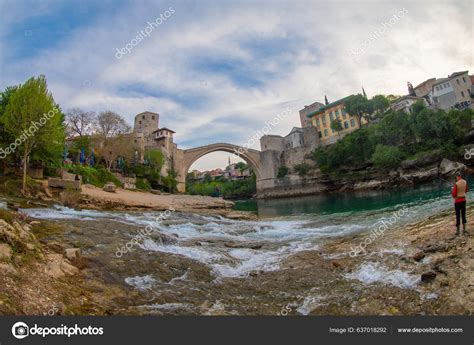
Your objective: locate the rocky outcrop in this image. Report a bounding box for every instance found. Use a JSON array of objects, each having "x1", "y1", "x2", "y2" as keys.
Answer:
[
  {"x1": 400, "y1": 151, "x2": 441, "y2": 169},
  {"x1": 45, "y1": 254, "x2": 79, "y2": 278},
  {"x1": 48, "y1": 178, "x2": 81, "y2": 190},
  {"x1": 64, "y1": 248, "x2": 81, "y2": 260},
  {"x1": 439, "y1": 159, "x2": 465, "y2": 176}
]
